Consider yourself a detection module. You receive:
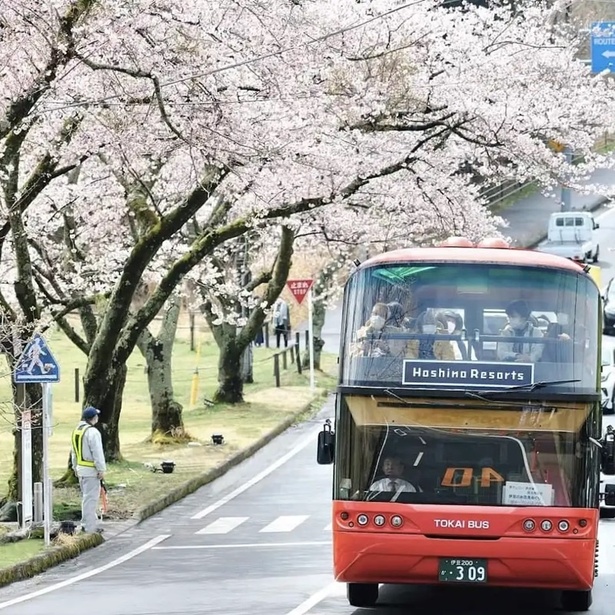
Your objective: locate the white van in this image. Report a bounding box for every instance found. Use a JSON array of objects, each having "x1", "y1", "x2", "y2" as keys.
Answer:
[{"x1": 536, "y1": 212, "x2": 600, "y2": 263}]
